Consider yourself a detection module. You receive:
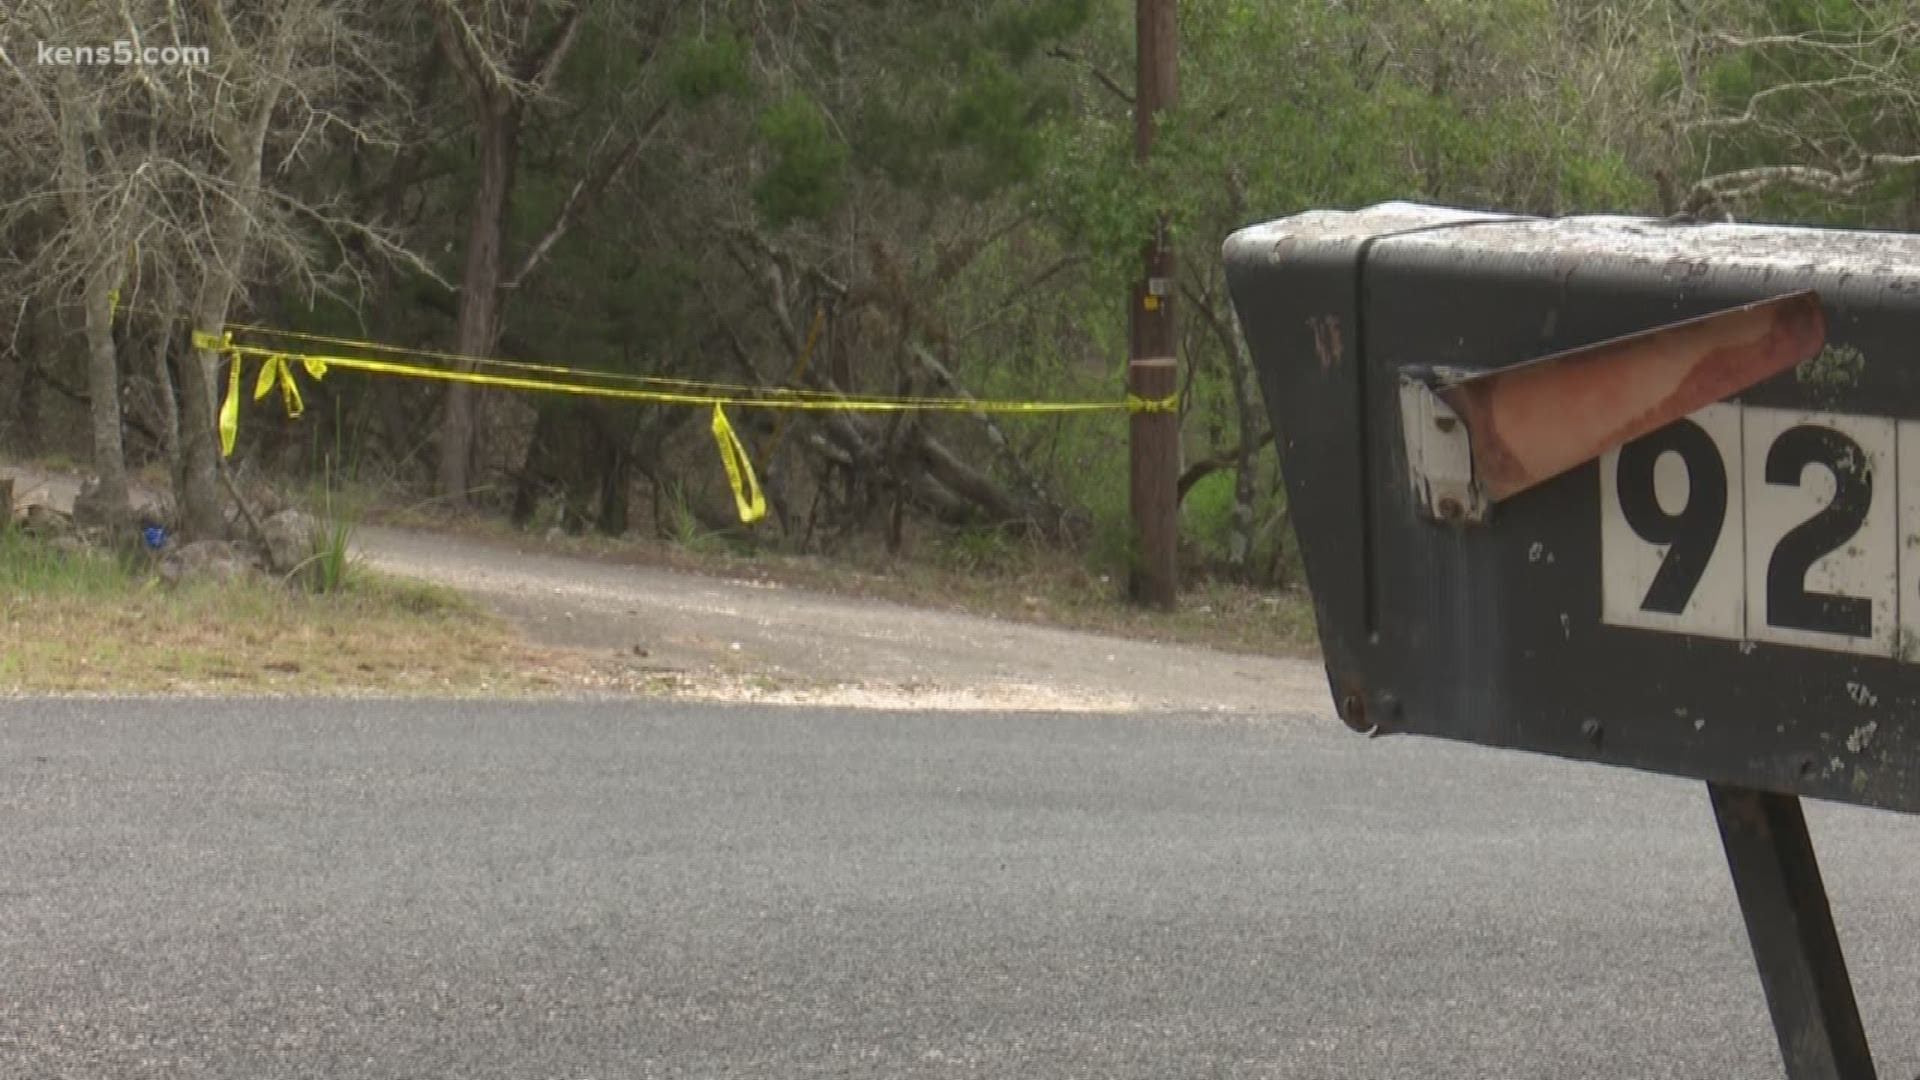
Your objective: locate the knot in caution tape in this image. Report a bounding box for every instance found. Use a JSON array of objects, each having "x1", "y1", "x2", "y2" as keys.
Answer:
[
  {"x1": 196, "y1": 330, "x2": 328, "y2": 457},
  {"x1": 1126, "y1": 394, "x2": 1179, "y2": 414}
]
